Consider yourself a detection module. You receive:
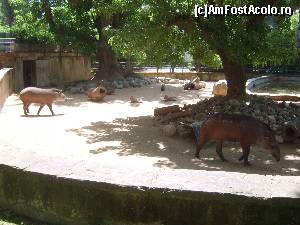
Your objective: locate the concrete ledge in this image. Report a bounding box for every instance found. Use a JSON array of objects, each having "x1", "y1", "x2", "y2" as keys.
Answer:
[
  {"x1": 0, "y1": 68, "x2": 13, "y2": 110},
  {"x1": 135, "y1": 72, "x2": 225, "y2": 81},
  {"x1": 0, "y1": 163, "x2": 300, "y2": 225},
  {"x1": 246, "y1": 75, "x2": 300, "y2": 101},
  {"x1": 1, "y1": 84, "x2": 300, "y2": 225}
]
